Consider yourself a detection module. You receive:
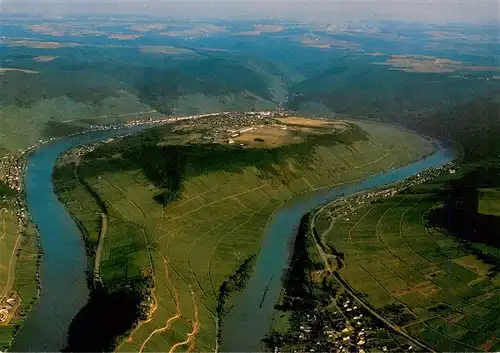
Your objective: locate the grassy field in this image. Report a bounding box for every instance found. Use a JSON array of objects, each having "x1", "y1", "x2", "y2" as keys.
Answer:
[
  {"x1": 316, "y1": 177, "x2": 500, "y2": 352},
  {"x1": 0, "y1": 93, "x2": 160, "y2": 153},
  {"x1": 478, "y1": 188, "x2": 500, "y2": 216},
  {"x1": 54, "y1": 120, "x2": 435, "y2": 352},
  {"x1": 0, "y1": 205, "x2": 38, "y2": 350},
  {"x1": 0, "y1": 207, "x2": 20, "y2": 349}
]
